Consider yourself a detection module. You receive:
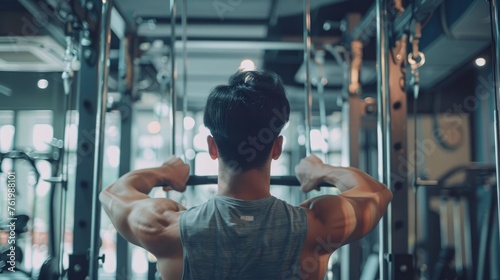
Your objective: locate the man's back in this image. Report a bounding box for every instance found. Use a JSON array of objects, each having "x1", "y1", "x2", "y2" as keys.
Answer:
[
  {"x1": 179, "y1": 195, "x2": 307, "y2": 280},
  {"x1": 100, "y1": 157, "x2": 391, "y2": 280}
]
